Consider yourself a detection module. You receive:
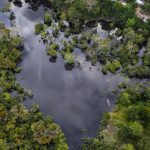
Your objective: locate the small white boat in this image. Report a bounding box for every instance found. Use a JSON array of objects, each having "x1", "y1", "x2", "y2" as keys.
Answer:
[{"x1": 107, "y1": 98, "x2": 111, "y2": 107}]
